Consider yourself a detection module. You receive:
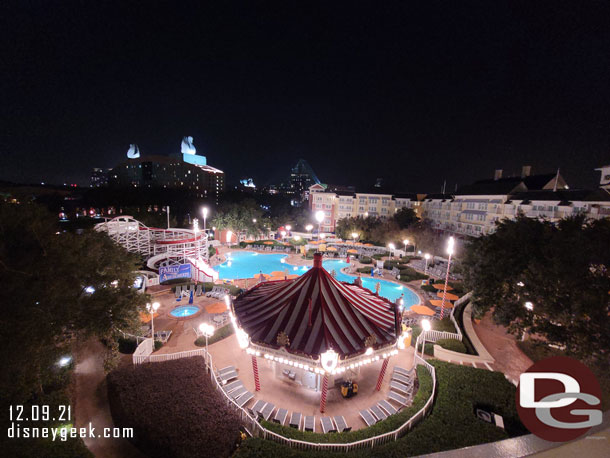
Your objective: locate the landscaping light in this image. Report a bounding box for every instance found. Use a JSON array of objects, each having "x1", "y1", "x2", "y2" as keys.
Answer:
[
  {"x1": 525, "y1": 301, "x2": 534, "y2": 311},
  {"x1": 280, "y1": 230, "x2": 286, "y2": 238},
  {"x1": 305, "y1": 224, "x2": 313, "y2": 232},
  {"x1": 84, "y1": 286, "x2": 95, "y2": 294},
  {"x1": 286, "y1": 225, "x2": 291, "y2": 231},
  {"x1": 199, "y1": 323, "x2": 214, "y2": 337},
  {"x1": 252, "y1": 218, "x2": 257, "y2": 223},
  {"x1": 294, "y1": 235, "x2": 301, "y2": 241},
  {"x1": 424, "y1": 253, "x2": 431, "y2": 260},
  {"x1": 58, "y1": 356, "x2": 72, "y2": 367},
  {"x1": 388, "y1": 243, "x2": 395, "y2": 250},
  {"x1": 422, "y1": 319, "x2": 431, "y2": 332},
  {"x1": 351, "y1": 232, "x2": 358, "y2": 240}
]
